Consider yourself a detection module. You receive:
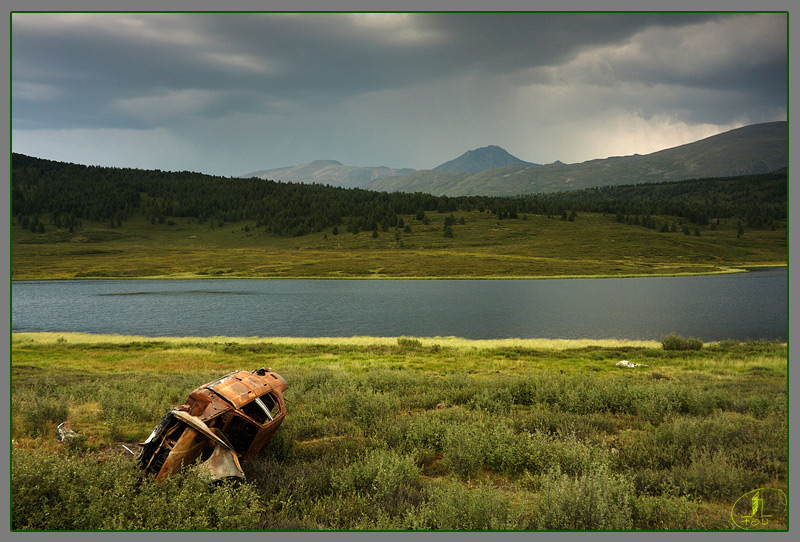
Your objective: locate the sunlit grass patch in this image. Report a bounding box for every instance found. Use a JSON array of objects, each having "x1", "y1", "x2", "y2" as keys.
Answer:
[
  {"x1": 12, "y1": 210, "x2": 786, "y2": 280},
  {"x1": 11, "y1": 333, "x2": 787, "y2": 530},
  {"x1": 13, "y1": 332, "x2": 661, "y2": 350}
]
